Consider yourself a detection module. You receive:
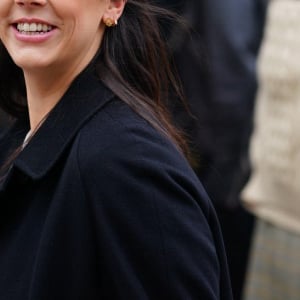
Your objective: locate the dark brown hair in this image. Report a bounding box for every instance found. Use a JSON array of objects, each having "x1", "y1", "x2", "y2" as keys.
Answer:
[{"x1": 0, "y1": 0, "x2": 191, "y2": 170}]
